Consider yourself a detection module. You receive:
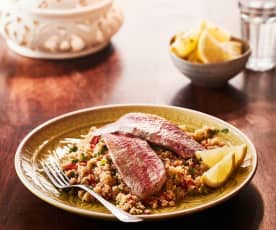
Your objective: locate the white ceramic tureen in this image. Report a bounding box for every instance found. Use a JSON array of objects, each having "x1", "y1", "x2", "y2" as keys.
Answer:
[{"x1": 0, "y1": 0, "x2": 123, "y2": 59}]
